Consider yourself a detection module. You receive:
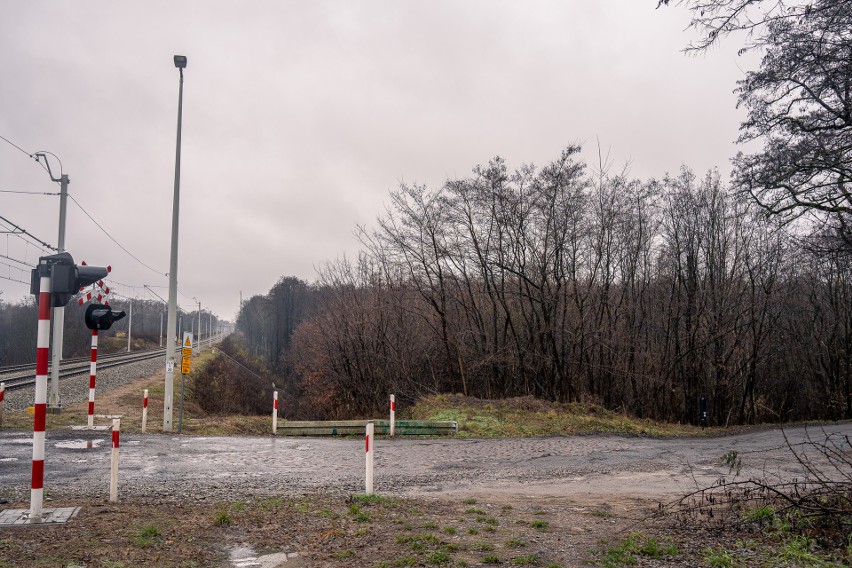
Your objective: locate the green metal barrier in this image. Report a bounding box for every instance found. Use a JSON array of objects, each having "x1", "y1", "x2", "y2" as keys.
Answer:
[{"x1": 274, "y1": 419, "x2": 457, "y2": 436}]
